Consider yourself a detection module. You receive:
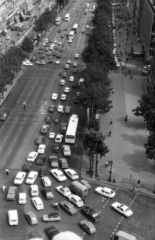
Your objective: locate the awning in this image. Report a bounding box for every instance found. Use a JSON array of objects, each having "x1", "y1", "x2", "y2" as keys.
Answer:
[
  {"x1": 15, "y1": 15, "x2": 20, "y2": 23},
  {"x1": 20, "y1": 11, "x2": 25, "y2": 19}
]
